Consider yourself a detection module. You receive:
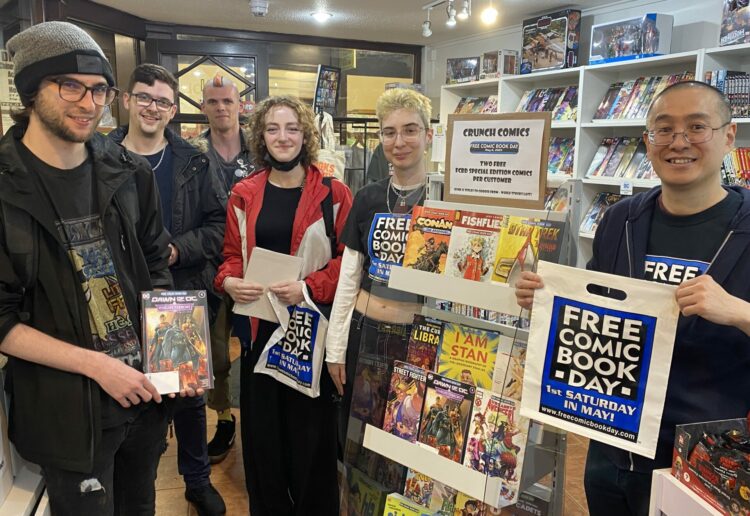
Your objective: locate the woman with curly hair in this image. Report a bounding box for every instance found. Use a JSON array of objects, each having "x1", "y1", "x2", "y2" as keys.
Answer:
[{"x1": 214, "y1": 95, "x2": 352, "y2": 515}]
